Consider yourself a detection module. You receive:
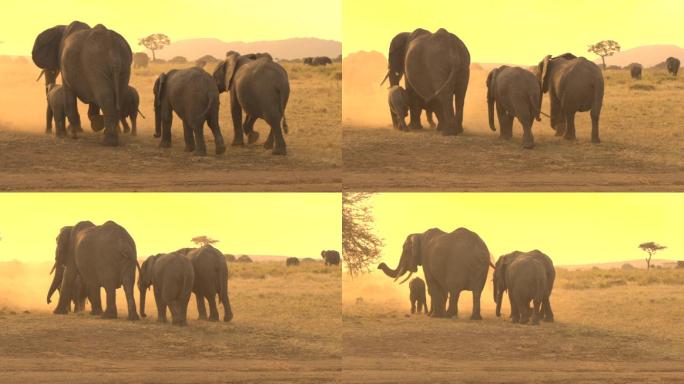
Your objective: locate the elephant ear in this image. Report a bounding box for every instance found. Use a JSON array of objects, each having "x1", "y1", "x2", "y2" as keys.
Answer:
[
  {"x1": 486, "y1": 68, "x2": 498, "y2": 100},
  {"x1": 224, "y1": 51, "x2": 241, "y2": 90},
  {"x1": 55, "y1": 226, "x2": 73, "y2": 265},
  {"x1": 32, "y1": 25, "x2": 67, "y2": 70},
  {"x1": 410, "y1": 234, "x2": 422, "y2": 268},
  {"x1": 539, "y1": 55, "x2": 552, "y2": 93},
  {"x1": 212, "y1": 61, "x2": 228, "y2": 93},
  {"x1": 154, "y1": 73, "x2": 167, "y2": 108}
]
